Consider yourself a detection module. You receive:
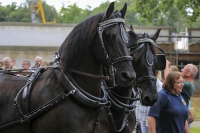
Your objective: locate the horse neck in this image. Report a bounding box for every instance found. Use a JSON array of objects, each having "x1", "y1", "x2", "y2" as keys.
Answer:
[{"x1": 64, "y1": 50, "x2": 103, "y2": 97}]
